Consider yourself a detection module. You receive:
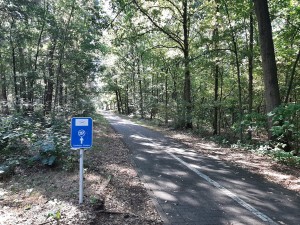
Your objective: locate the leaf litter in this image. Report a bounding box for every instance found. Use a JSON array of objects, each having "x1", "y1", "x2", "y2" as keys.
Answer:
[{"x1": 0, "y1": 118, "x2": 163, "y2": 225}]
